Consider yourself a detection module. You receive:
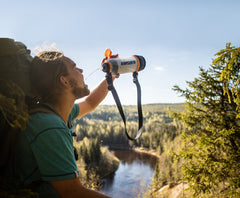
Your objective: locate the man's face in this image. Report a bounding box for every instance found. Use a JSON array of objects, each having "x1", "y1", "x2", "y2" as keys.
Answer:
[{"x1": 63, "y1": 56, "x2": 90, "y2": 99}]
